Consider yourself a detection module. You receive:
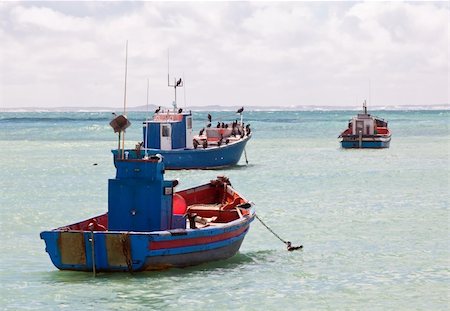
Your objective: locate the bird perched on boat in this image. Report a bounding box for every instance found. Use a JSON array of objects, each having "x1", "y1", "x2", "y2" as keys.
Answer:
[
  {"x1": 225, "y1": 139, "x2": 229, "y2": 145},
  {"x1": 216, "y1": 122, "x2": 221, "y2": 128},
  {"x1": 155, "y1": 106, "x2": 161, "y2": 113},
  {"x1": 193, "y1": 139, "x2": 199, "y2": 149},
  {"x1": 286, "y1": 242, "x2": 303, "y2": 251},
  {"x1": 207, "y1": 114, "x2": 212, "y2": 122},
  {"x1": 176, "y1": 78, "x2": 183, "y2": 86},
  {"x1": 237, "y1": 107, "x2": 244, "y2": 114},
  {"x1": 178, "y1": 108, "x2": 183, "y2": 113},
  {"x1": 202, "y1": 140, "x2": 208, "y2": 149},
  {"x1": 199, "y1": 128, "x2": 205, "y2": 136},
  {"x1": 206, "y1": 123, "x2": 212, "y2": 128},
  {"x1": 221, "y1": 122, "x2": 225, "y2": 128},
  {"x1": 224, "y1": 124, "x2": 228, "y2": 129}
]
